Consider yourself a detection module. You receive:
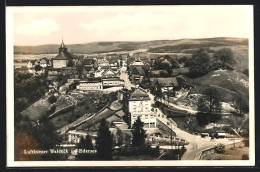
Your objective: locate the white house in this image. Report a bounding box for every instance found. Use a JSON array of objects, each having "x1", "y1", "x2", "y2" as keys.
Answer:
[{"x1": 128, "y1": 88, "x2": 156, "y2": 128}]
